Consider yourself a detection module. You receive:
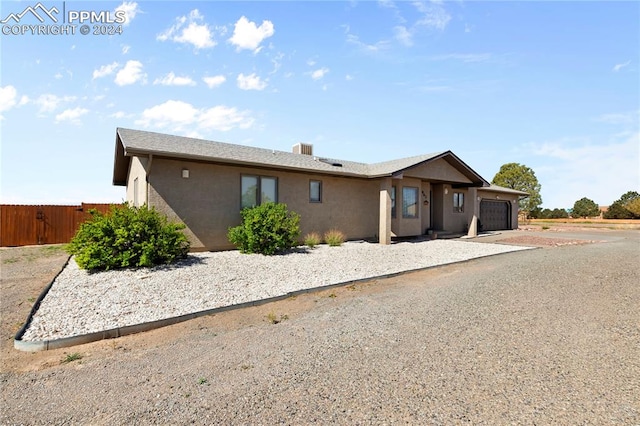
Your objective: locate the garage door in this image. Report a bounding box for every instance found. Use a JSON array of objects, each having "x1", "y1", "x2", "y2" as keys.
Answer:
[{"x1": 480, "y1": 200, "x2": 510, "y2": 231}]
